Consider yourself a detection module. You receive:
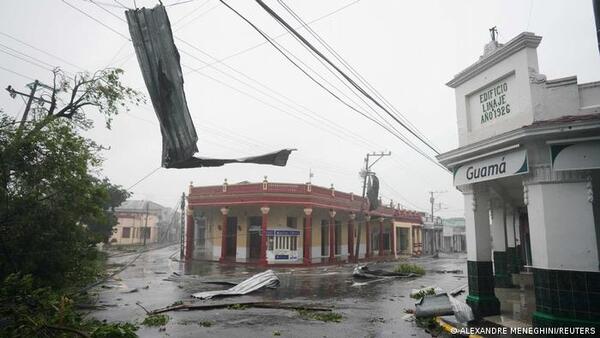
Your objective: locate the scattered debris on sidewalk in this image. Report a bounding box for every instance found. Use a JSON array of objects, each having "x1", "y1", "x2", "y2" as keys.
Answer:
[
  {"x1": 192, "y1": 269, "x2": 280, "y2": 299},
  {"x1": 414, "y1": 293, "x2": 473, "y2": 322},
  {"x1": 409, "y1": 286, "x2": 443, "y2": 299}
]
